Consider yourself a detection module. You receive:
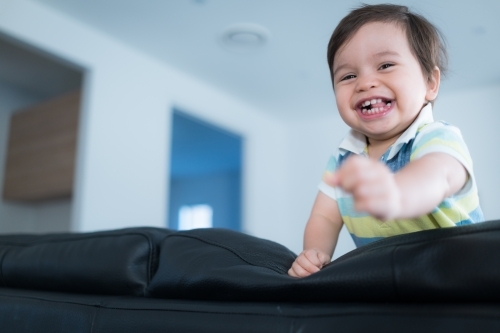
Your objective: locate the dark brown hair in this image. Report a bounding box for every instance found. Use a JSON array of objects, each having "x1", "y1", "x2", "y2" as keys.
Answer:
[{"x1": 327, "y1": 3, "x2": 448, "y2": 88}]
